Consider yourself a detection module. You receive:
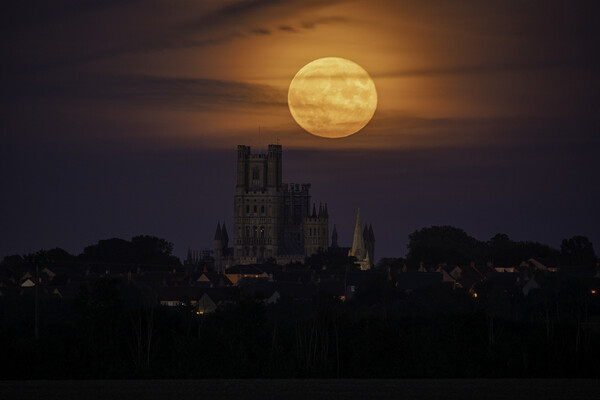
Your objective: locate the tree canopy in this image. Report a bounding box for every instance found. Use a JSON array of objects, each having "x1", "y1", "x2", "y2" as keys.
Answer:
[
  {"x1": 406, "y1": 226, "x2": 560, "y2": 267},
  {"x1": 80, "y1": 236, "x2": 180, "y2": 265},
  {"x1": 561, "y1": 236, "x2": 597, "y2": 266}
]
